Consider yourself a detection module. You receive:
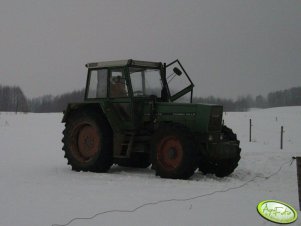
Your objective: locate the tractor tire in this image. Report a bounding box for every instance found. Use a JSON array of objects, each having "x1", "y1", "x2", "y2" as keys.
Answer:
[
  {"x1": 196, "y1": 144, "x2": 216, "y2": 175},
  {"x1": 198, "y1": 159, "x2": 216, "y2": 175},
  {"x1": 151, "y1": 123, "x2": 198, "y2": 179},
  {"x1": 62, "y1": 109, "x2": 113, "y2": 172},
  {"x1": 214, "y1": 156, "x2": 241, "y2": 177},
  {"x1": 117, "y1": 153, "x2": 151, "y2": 168},
  {"x1": 222, "y1": 125, "x2": 238, "y2": 142},
  {"x1": 198, "y1": 125, "x2": 241, "y2": 177},
  {"x1": 214, "y1": 125, "x2": 241, "y2": 177}
]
